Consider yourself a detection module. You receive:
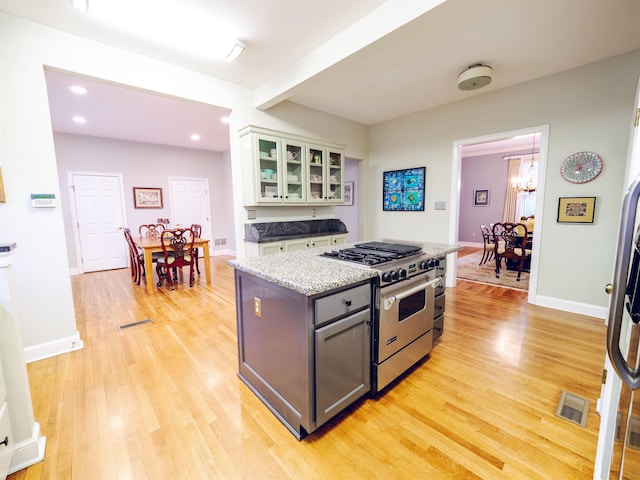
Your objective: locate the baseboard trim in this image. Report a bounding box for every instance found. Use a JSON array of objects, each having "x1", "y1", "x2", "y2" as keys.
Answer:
[
  {"x1": 23, "y1": 331, "x2": 84, "y2": 363},
  {"x1": 8, "y1": 422, "x2": 46, "y2": 475},
  {"x1": 213, "y1": 249, "x2": 236, "y2": 257},
  {"x1": 535, "y1": 294, "x2": 607, "y2": 320}
]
